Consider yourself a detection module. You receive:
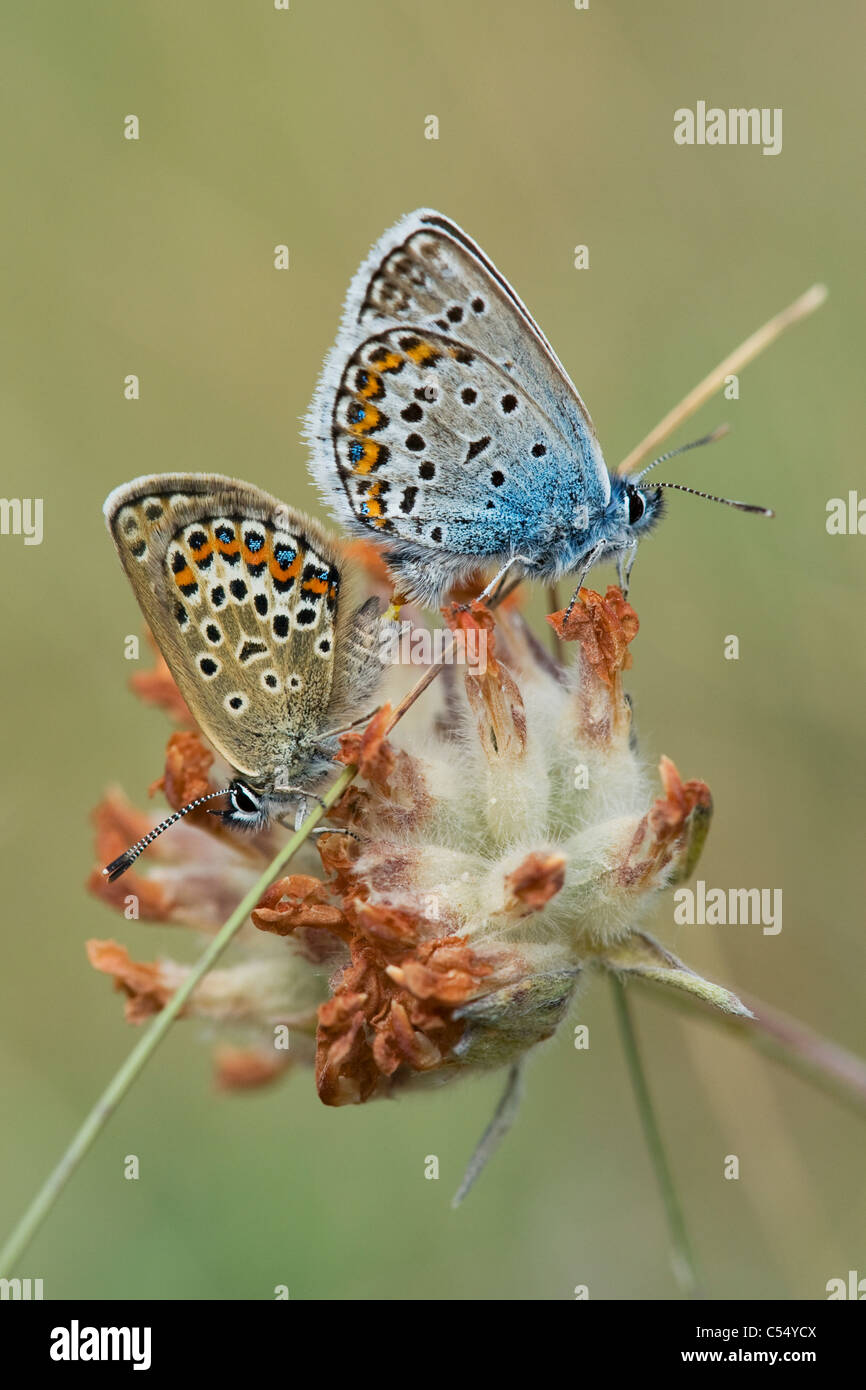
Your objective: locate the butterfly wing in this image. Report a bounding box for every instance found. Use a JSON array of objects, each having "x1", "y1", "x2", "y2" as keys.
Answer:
[
  {"x1": 104, "y1": 474, "x2": 360, "y2": 785},
  {"x1": 306, "y1": 210, "x2": 610, "y2": 564}
]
